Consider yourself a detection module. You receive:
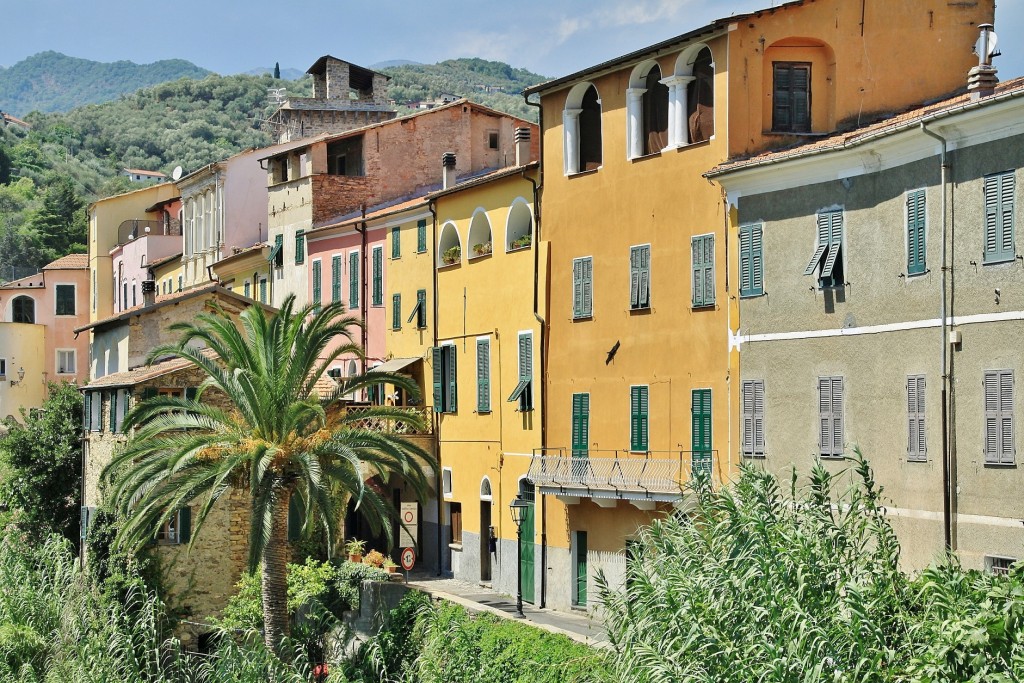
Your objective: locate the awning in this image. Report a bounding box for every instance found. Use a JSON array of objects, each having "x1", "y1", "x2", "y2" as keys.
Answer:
[{"x1": 368, "y1": 357, "x2": 420, "y2": 374}]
